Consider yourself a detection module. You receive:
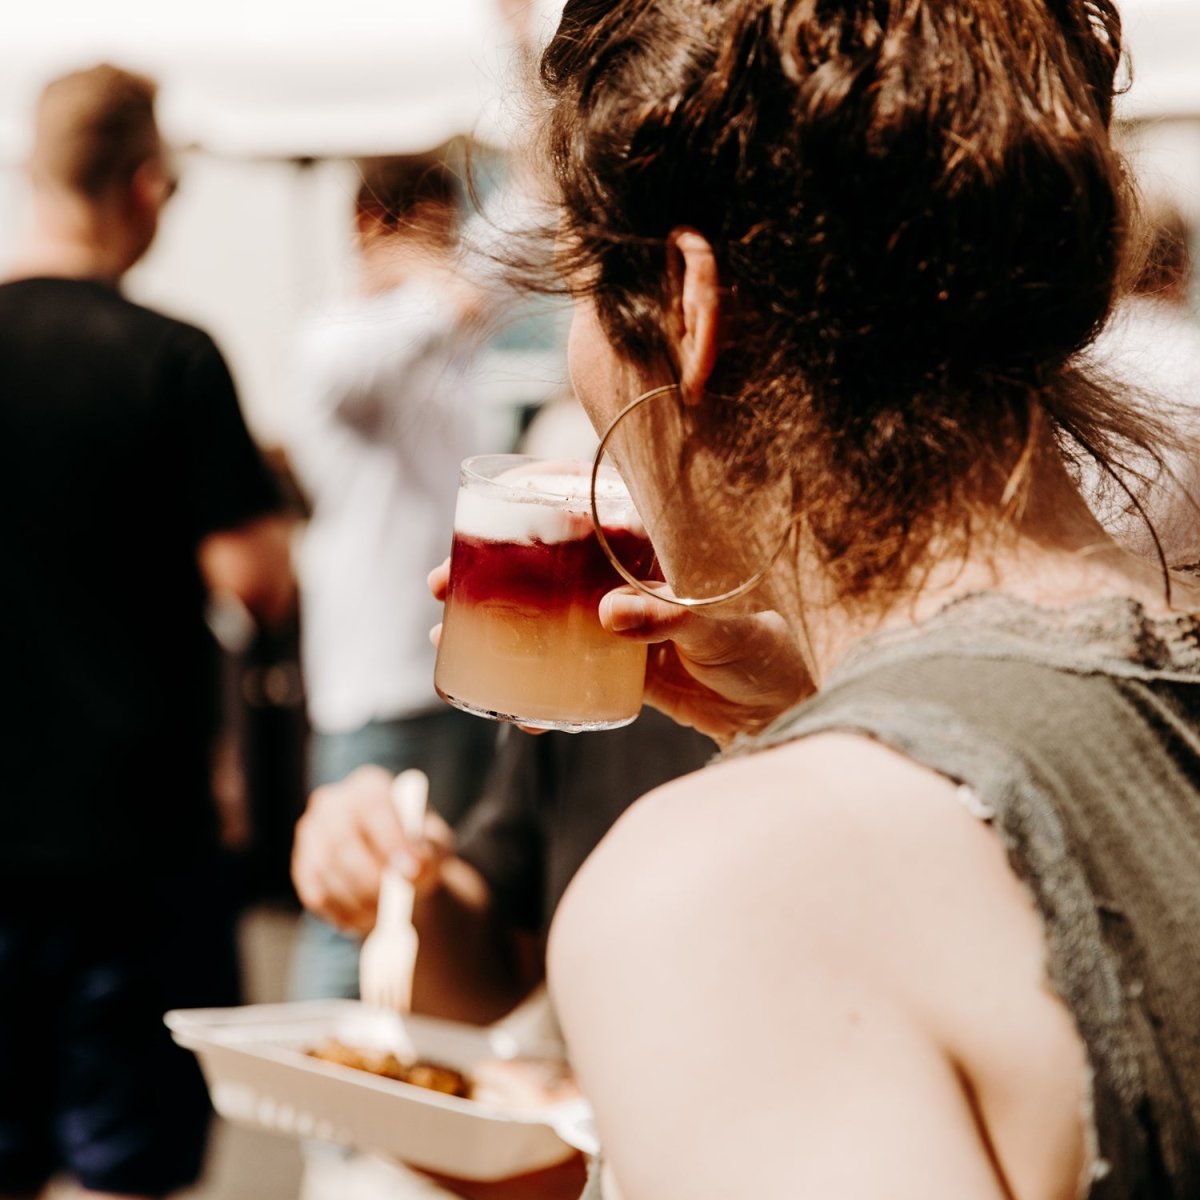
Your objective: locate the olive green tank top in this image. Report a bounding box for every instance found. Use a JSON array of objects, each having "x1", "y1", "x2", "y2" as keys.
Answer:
[
  {"x1": 580, "y1": 592, "x2": 1200, "y2": 1199},
  {"x1": 739, "y1": 591, "x2": 1200, "y2": 1198}
]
